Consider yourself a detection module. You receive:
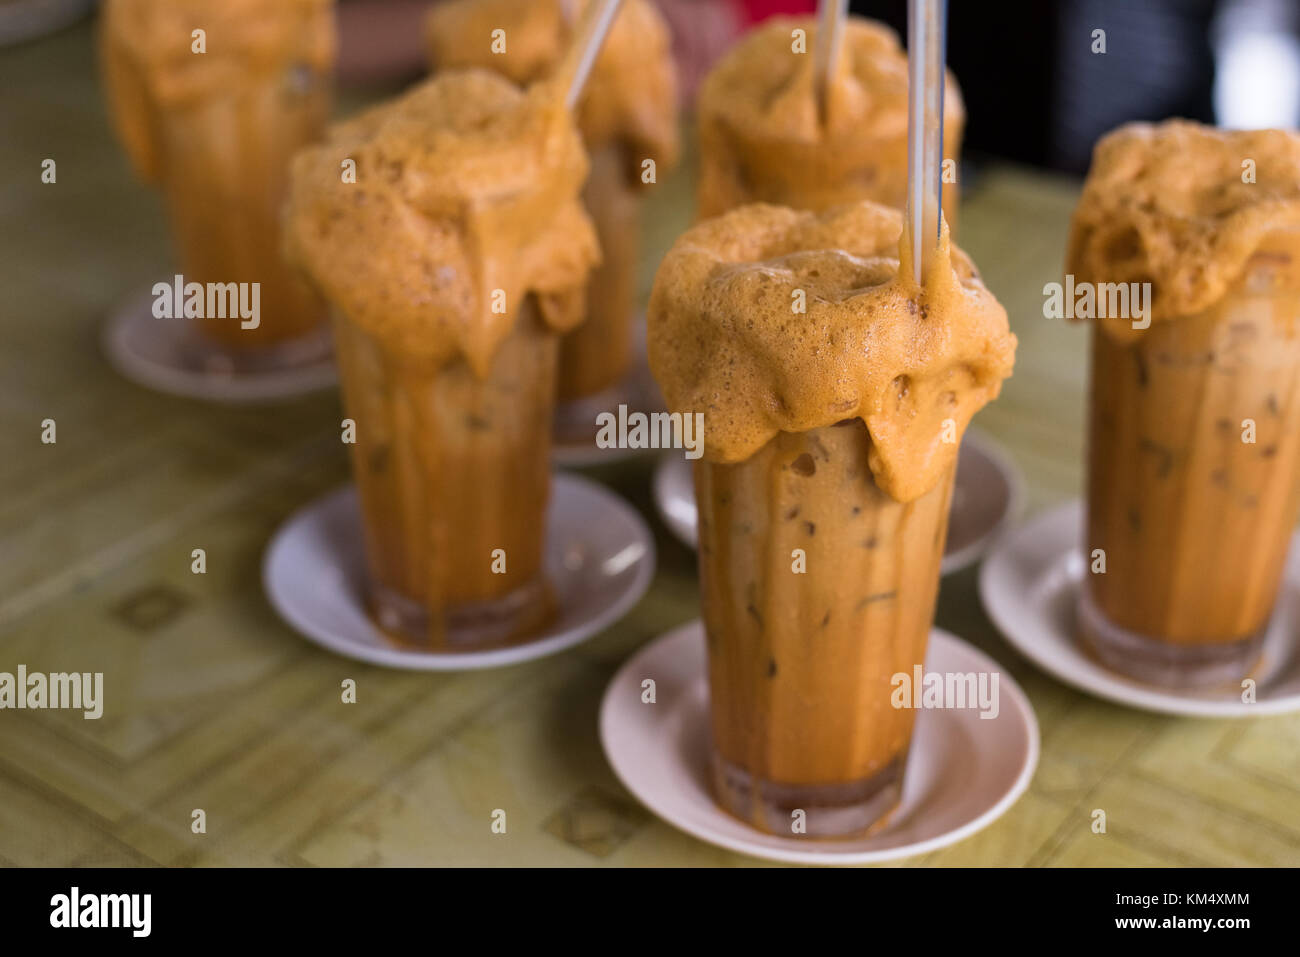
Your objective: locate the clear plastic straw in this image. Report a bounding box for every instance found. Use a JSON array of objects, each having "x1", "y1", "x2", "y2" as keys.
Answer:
[
  {"x1": 906, "y1": 0, "x2": 947, "y2": 284},
  {"x1": 812, "y1": 0, "x2": 849, "y2": 117},
  {"x1": 562, "y1": 0, "x2": 624, "y2": 110}
]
